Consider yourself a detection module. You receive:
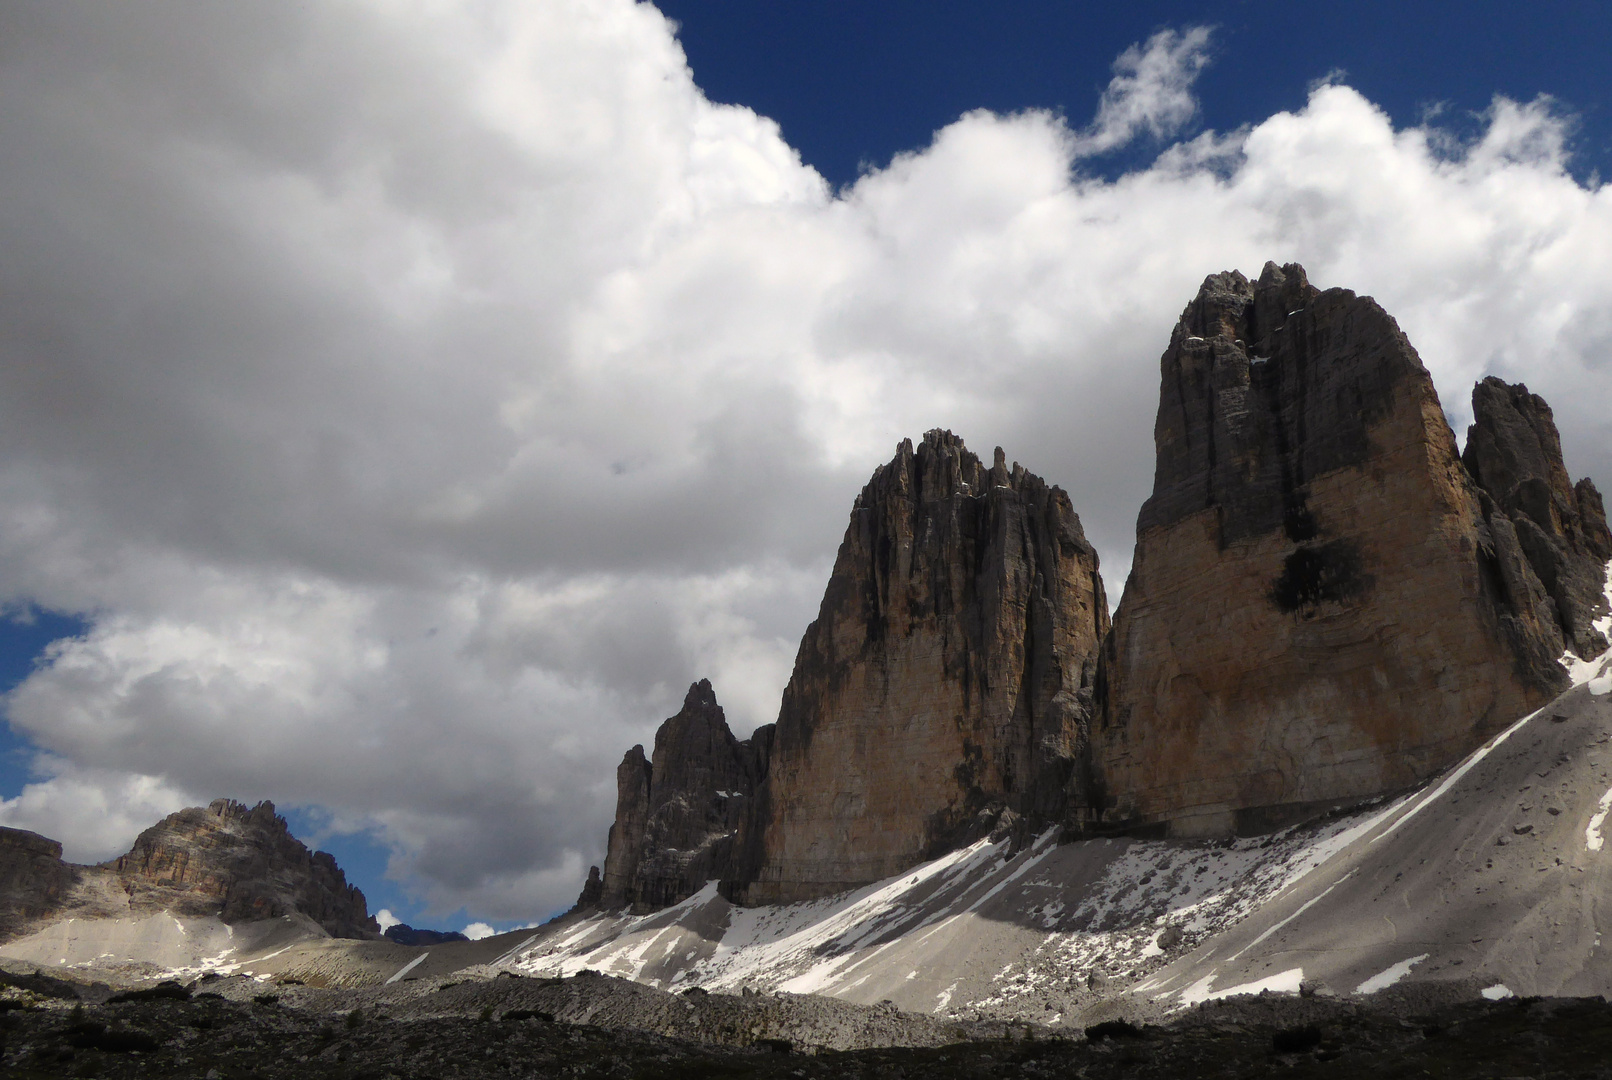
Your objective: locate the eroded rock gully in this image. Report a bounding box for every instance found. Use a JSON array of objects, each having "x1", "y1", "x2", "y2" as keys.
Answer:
[{"x1": 586, "y1": 261, "x2": 1610, "y2": 910}]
